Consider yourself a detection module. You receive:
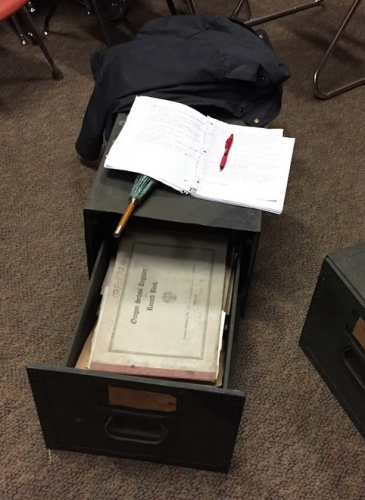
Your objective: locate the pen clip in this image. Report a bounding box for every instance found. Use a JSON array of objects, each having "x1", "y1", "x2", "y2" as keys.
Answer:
[{"x1": 225, "y1": 134, "x2": 233, "y2": 149}]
